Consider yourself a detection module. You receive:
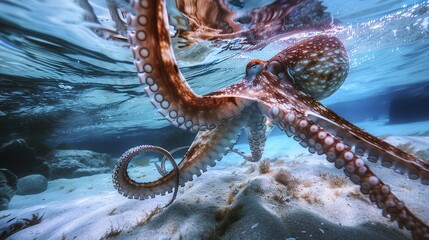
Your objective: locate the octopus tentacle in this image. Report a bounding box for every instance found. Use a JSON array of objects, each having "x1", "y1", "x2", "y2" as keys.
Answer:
[
  {"x1": 228, "y1": 148, "x2": 254, "y2": 161},
  {"x1": 254, "y1": 70, "x2": 429, "y2": 184},
  {"x1": 174, "y1": 105, "x2": 255, "y2": 183},
  {"x1": 252, "y1": 74, "x2": 429, "y2": 238},
  {"x1": 245, "y1": 109, "x2": 270, "y2": 162},
  {"x1": 127, "y1": 0, "x2": 250, "y2": 131},
  {"x1": 306, "y1": 110, "x2": 429, "y2": 184},
  {"x1": 155, "y1": 146, "x2": 190, "y2": 176},
  {"x1": 113, "y1": 105, "x2": 255, "y2": 201},
  {"x1": 113, "y1": 145, "x2": 179, "y2": 207},
  {"x1": 273, "y1": 111, "x2": 429, "y2": 239},
  {"x1": 226, "y1": 110, "x2": 275, "y2": 162}
]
